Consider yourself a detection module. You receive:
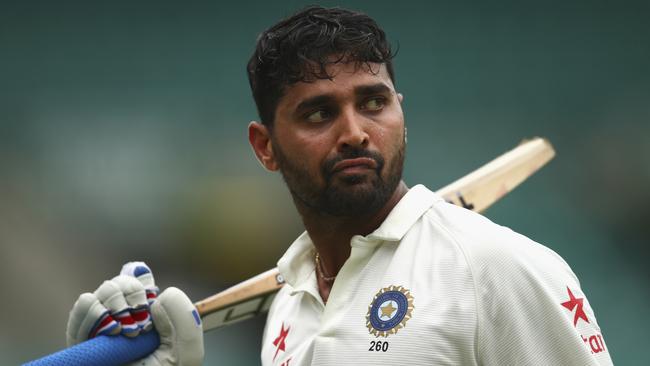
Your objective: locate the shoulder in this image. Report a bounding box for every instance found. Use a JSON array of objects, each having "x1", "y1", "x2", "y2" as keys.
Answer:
[
  {"x1": 261, "y1": 285, "x2": 294, "y2": 361},
  {"x1": 419, "y1": 200, "x2": 587, "y2": 330},
  {"x1": 421, "y1": 202, "x2": 612, "y2": 364},
  {"x1": 422, "y1": 200, "x2": 577, "y2": 287},
  {"x1": 263, "y1": 284, "x2": 294, "y2": 336}
]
